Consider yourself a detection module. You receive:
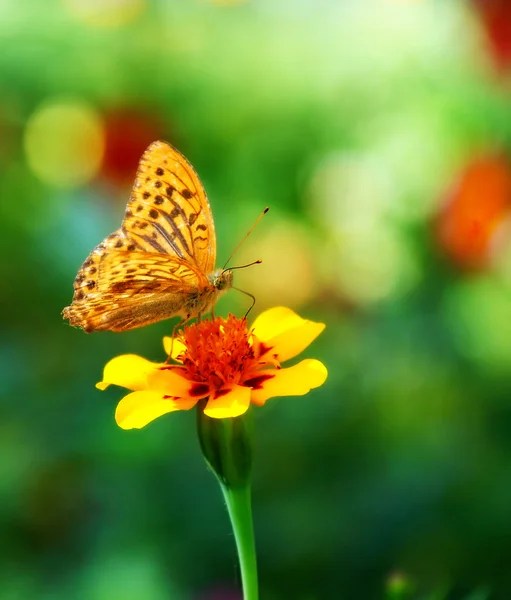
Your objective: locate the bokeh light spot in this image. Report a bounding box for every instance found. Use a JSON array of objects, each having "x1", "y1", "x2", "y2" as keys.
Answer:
[
  {"x1": 64, "y1": 0, "x2": 147, "y2": 28},
  {"x1": 435, "y1": 154, "x2": 511, "y2": 270},
  {"x1": 330, "y1": 225, "x2": 418, "y2": 305},
  {"x1": 308, "y1": 152, "x2": 393, "y2": 232},
  {"x1": 236, "y1": 219, "x2": 317, "y2": 310},
  {"x1": 444, "y1": 277, "x2": 511, "y2": 373},
  {"x1": 24, "y1": 99, "x2": 104, "y2": 189},
  {"x1": 208, "y1": 0, "x2": 247, "y2": 5},
  {"x1": 308, "y1": 152, "x2": 419, "y2": 305},
  {"x1": 472, "y1": 0, "x2": 511, "y2": 72},
  {"x1": 101, "y1": 107, "x2": 164, "y2": 188}
]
